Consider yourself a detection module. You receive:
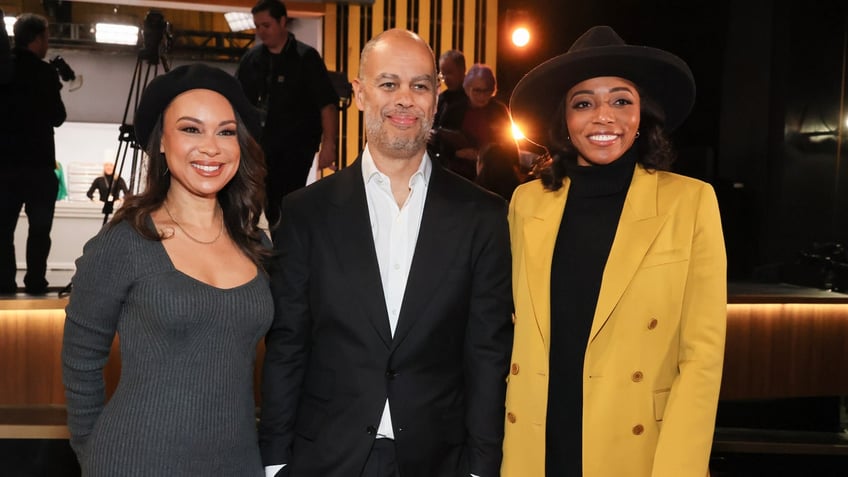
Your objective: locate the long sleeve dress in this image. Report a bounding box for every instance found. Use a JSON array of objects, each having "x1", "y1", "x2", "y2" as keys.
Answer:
[{"x1": 62, "y1": 219, "x2": 273, "y2": 476}]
